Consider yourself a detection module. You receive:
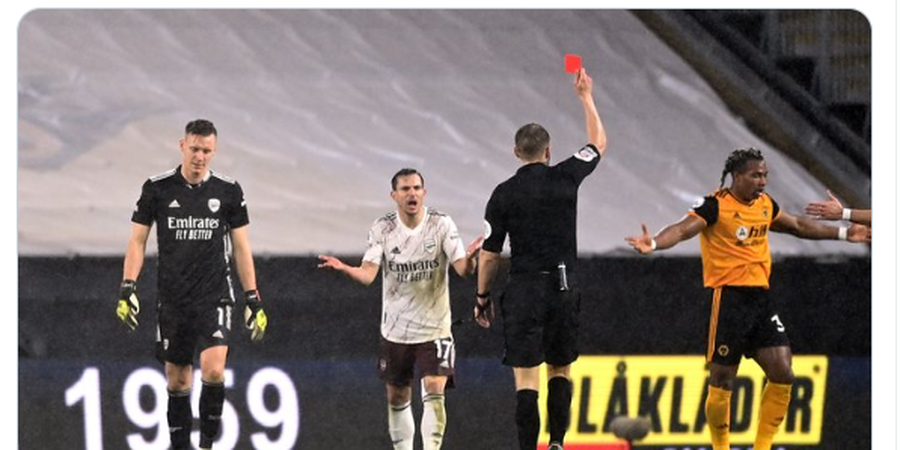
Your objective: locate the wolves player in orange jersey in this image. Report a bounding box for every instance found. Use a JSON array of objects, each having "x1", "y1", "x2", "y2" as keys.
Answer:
[{"x1": 625, "y1": 148, "x2": 868, "y2": 450}]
